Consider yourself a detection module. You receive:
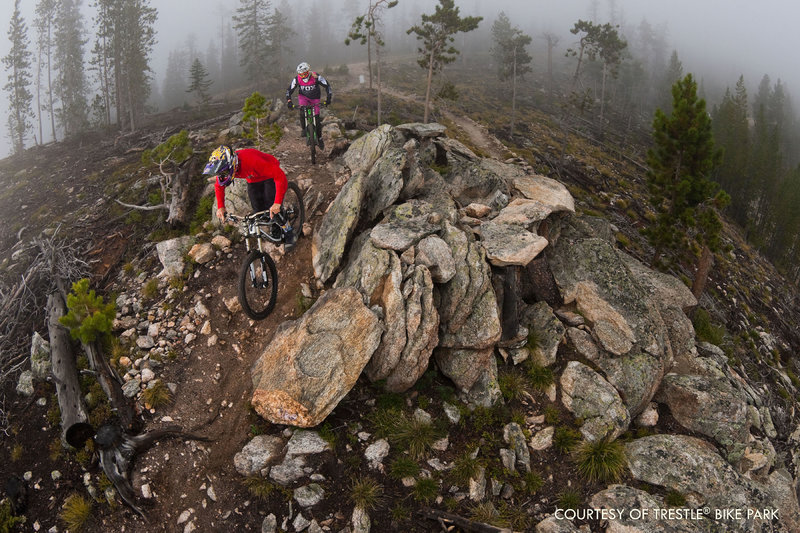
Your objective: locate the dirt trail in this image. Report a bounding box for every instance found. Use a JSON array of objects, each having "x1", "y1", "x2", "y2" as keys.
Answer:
[{"x1": 345, "y1": 61, "x2": 508, "y2": 160}]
